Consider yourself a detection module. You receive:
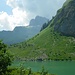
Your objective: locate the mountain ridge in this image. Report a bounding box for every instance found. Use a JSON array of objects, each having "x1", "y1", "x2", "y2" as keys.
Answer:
[
  {"x1": 53, "y1": 0, "x2": 75, "y2": 37},
  {"x1": 0, "y1": 16, "x2": 48, "y2": 44}
]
